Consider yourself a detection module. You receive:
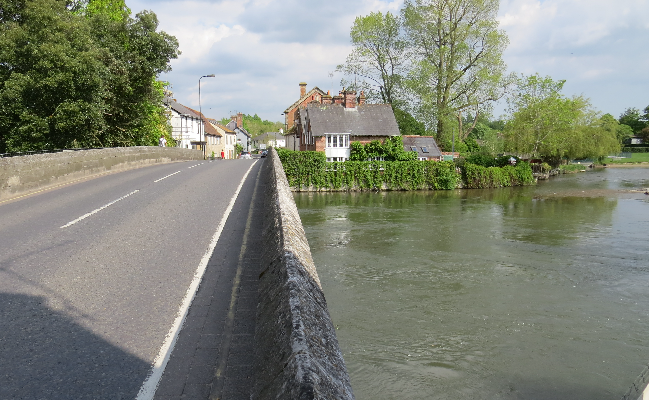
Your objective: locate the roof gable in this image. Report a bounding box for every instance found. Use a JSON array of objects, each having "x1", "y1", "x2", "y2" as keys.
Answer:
[
  {"x1": 284, "y1": 87, "x2": 327, "y2": 114},
  {"x1": 169, "y1": 101, "x2": 201, "y2": 119}
]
